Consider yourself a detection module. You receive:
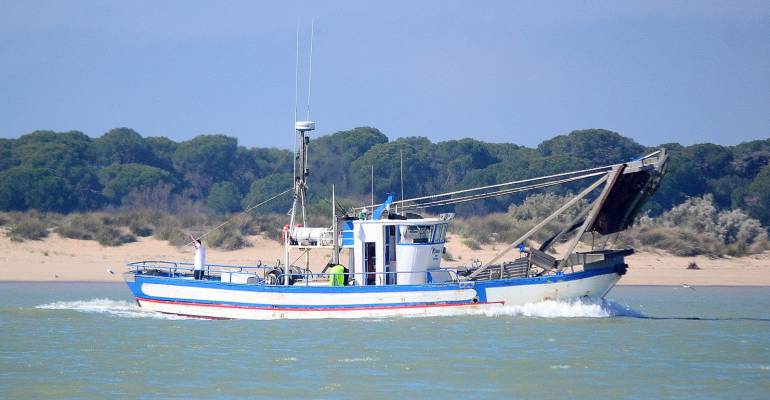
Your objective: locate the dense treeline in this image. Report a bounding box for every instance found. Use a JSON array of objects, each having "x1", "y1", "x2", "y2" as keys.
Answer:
[{"x1": 0, "y1": 127, "x2": 768, "y2": 226}]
